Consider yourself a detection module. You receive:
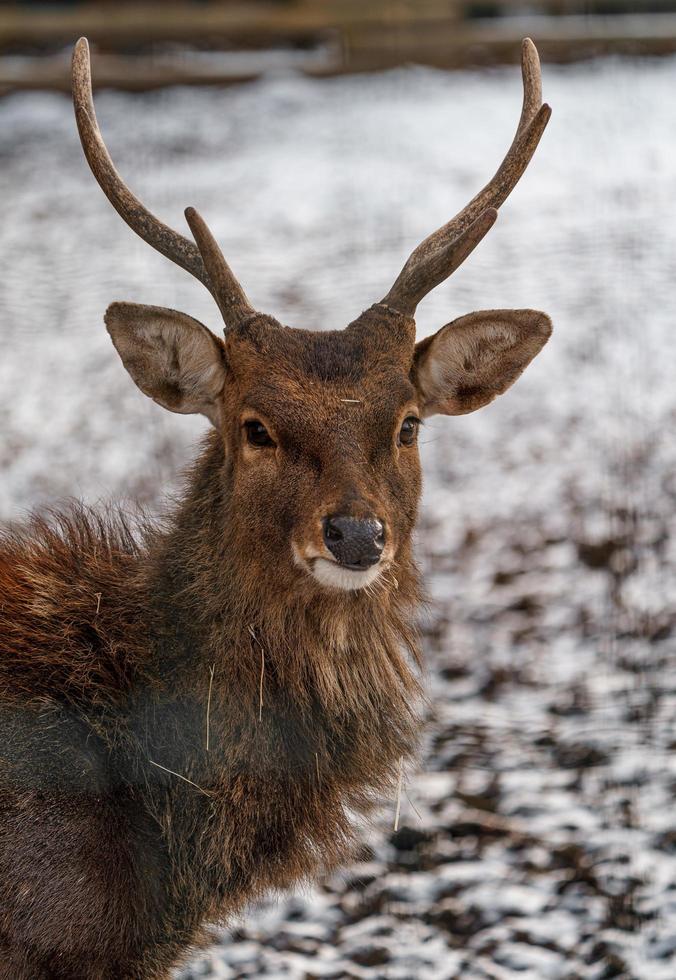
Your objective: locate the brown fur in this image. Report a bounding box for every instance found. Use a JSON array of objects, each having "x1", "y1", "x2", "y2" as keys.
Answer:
[
  {"x1": 0, "y1": 294, "x2": 552, "y2": 977},
  {"x1": 2, "y1": 35, "x2": 554, "y2": 972},
  {"x1": 0, "y1": 306, "x2": 430, "y2": 978},
  {"x1": 0, "y1": 284, "x2": 553, "y2": 980}
]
